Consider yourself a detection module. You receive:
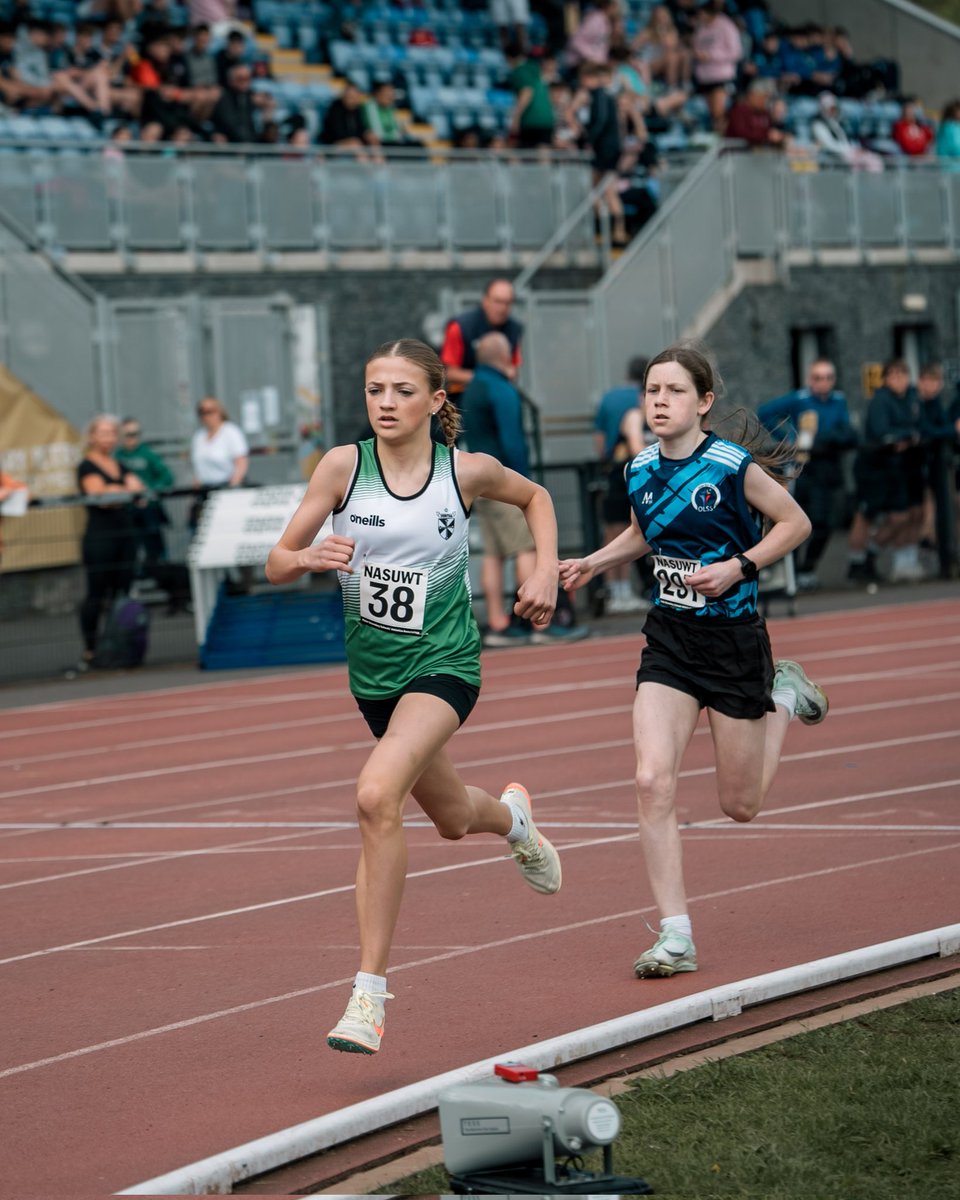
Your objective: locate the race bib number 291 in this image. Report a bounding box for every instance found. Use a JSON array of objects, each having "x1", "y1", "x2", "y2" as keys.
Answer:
[
  {"x1": 360, "y1": 561, "x2": 429, "y2": 635},
  {"x1": 653, "y1": 555, "x2": 705, "y2": 610}
]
